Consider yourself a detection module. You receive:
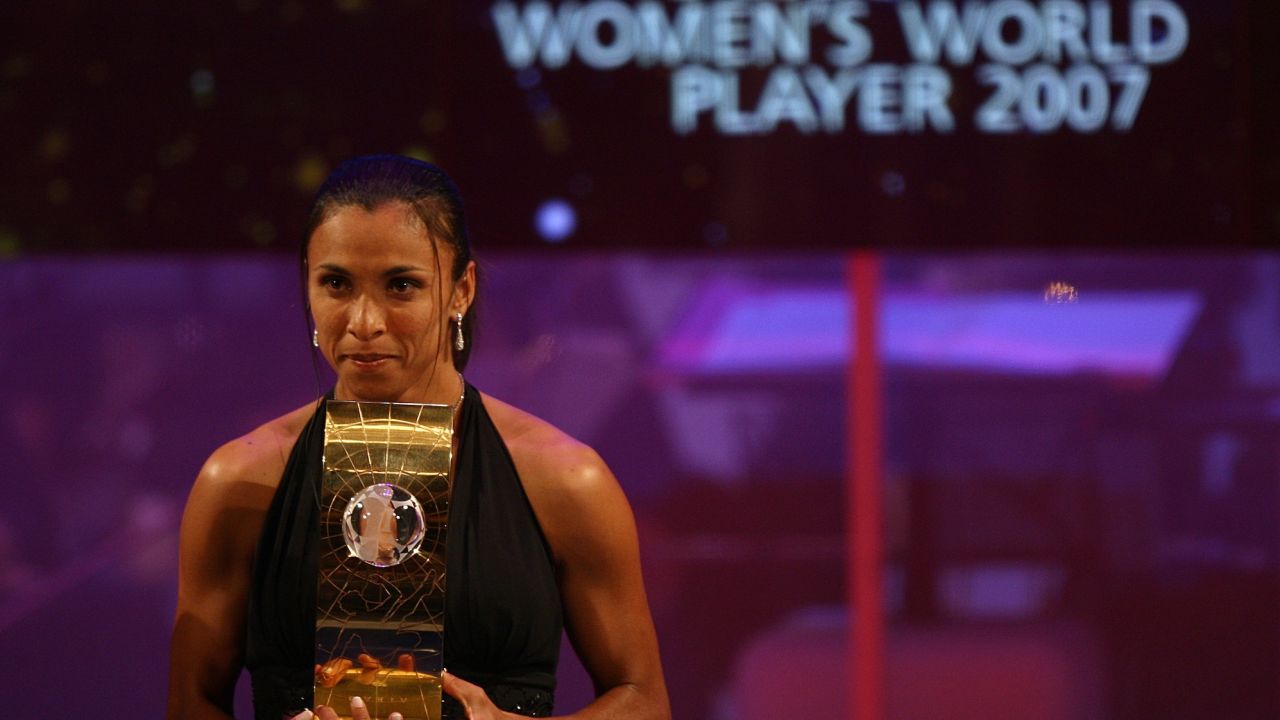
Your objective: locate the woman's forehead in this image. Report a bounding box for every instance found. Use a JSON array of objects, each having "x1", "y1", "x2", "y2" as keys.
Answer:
[
  {"x1": 315, "y1": 202, "x2": 423, "y2": 238},
  {"x1": 309, "y1": 203, "x2": 451, "y2": 267}
]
